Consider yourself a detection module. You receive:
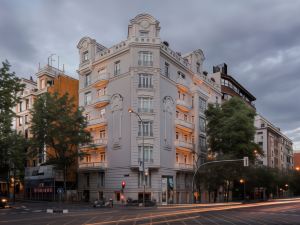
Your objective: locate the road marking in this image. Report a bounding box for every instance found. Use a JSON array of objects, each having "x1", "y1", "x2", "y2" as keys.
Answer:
[
  {"x1": 218, "y1": 212, "x2": 259, "y2": 225},
  {"x1": 32, "y1": 210, "x2": 42, "y2": 213},
  {"x1": 192, "y1": 218, "x2": 204, "y2": 225},
  {"x1": 83, "y1": 215, "x2": 99, "y2": 225}
]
